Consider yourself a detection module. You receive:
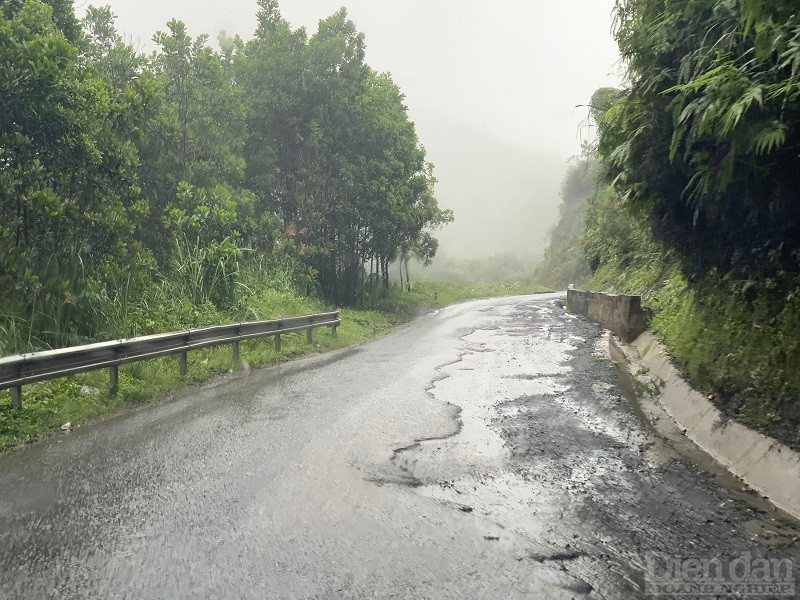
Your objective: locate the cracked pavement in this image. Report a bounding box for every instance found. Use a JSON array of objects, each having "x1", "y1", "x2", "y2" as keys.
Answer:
[{"x1": 0, "y1": 294, "x2": 798, "y2": 599}]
